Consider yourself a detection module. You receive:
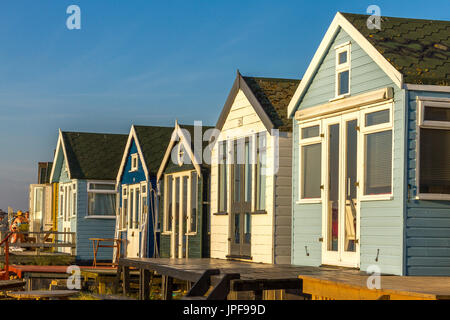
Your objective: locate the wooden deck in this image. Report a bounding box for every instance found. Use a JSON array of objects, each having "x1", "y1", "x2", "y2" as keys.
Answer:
[{"x1": 119, "y1": 258, "x2": 450, "y2": 300}]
